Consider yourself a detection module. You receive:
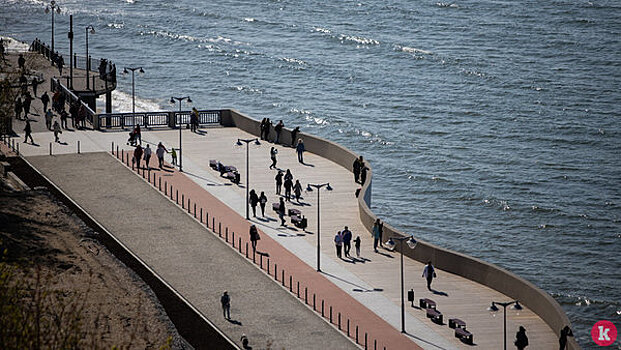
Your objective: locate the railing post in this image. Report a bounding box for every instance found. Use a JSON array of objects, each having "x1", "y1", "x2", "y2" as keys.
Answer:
[
  {"x1": 281, "y1": 270, "x2": 285, "y2": 286},
  {"x1": 182, "y1": 194, "x2": 185, "y2": 208},
  {"x1": 305, "y1": 287, "x2": 308, "y2": 304},
  {"x1": 232, "y1": 231, "x2": 235, "y2": 246},
  {"x1": 245, "y1": 242, "x2": 248, "y2": 258},
  {"x1": 219, "y1": 222, "x2": 221, "y2": 234},
  {"x1": 260, "y1": 254, "x2": 263, "y2": 268},
  {"x1": 330, "y1": 306, "x2": 332, "y2": 323},
  {"x1": 267, "y1": 259, "x2": 270, "y2": 274},
  {"x1": 238, "y1": 237, "x2": 241, "y2": 252},
  {"x1": 176, "y1": 190, "x2": 179, "y2": 204},
  {"x1": 159, "y1": 177, "x2": 162, "y2": 191},
  {"x1": 274, "y1": 264, "x2": 278, "y2": 280},
  {"x1": 194, "y1": 203, "x2": 196, "y2": 217},
  {"x1": 225, "y1": 229, "x2": 228, "y2": 242},
  {"x1": 164, "y1": 181, "x2": 167, "y2": 196},
  {"x1": 297, "y1": 281, "x2": 300, "y2": 297}
]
